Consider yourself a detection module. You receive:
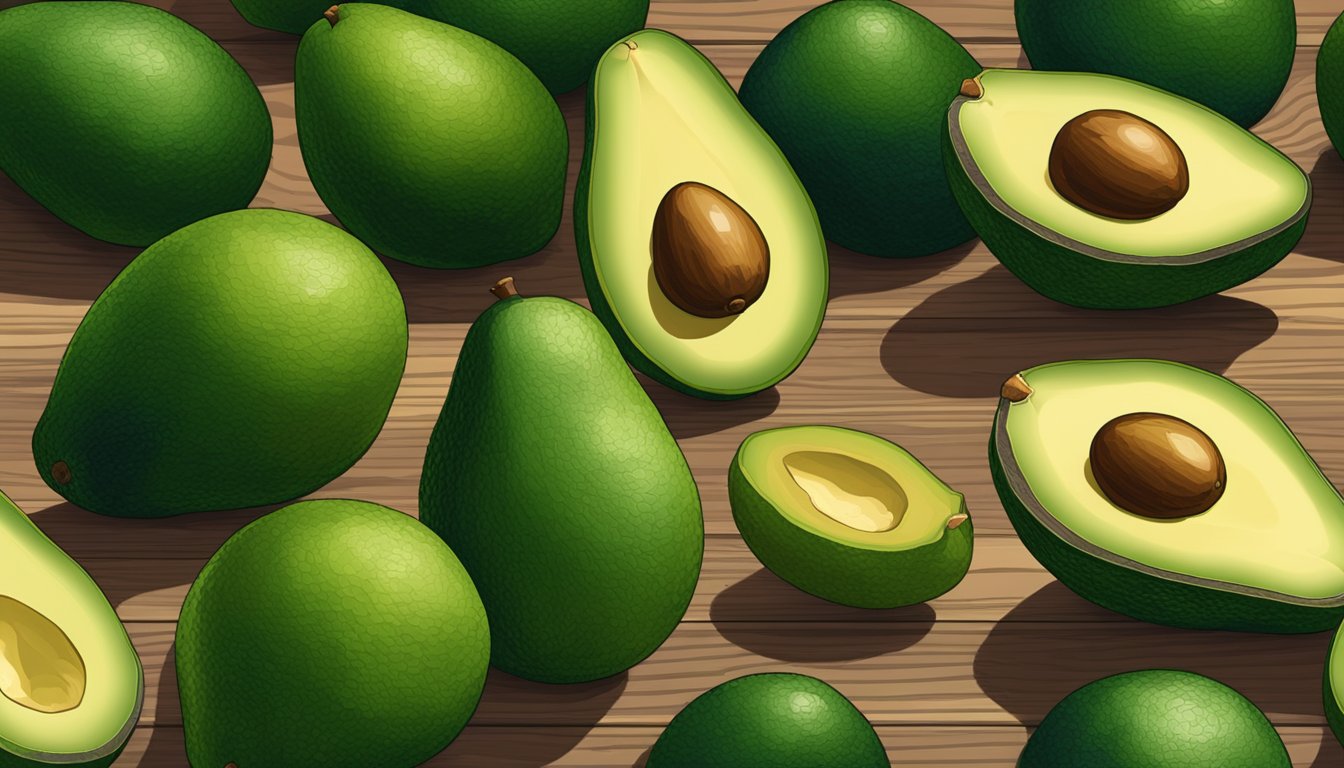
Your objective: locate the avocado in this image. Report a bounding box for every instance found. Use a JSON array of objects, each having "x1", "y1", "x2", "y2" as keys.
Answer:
[
  {"x1": 1319, "y1": 12, "x2": 1344, "y2": 155},
  {"x1": 946, "y1": 69, "x2": 1309, "y2": 309},
  {"x1": 296, "y1": 4, "x2": 568, "y2": 268},
  {"x1": 1016, "y1": 0, "x2": 1295, "y2": 128},
  {"x1": 0, "y1": 489, "x2": 142, "y2": 768},
  {"x1": 647, "y1": 673, "x2": 888, "y2": 768},
  {"x1": 33, "y1": 209, "x2": 408, "y2": 518},
  {"x1": 1327, "y1": 620, "x2": 1344, "y2": 747},
  {"x1": 991, "y1": 359, "x2": 1344, "y2": 633},
  {"x1": 0, "y1": 1, "x2": 271, "y2": 247},
  {"x1": 176, "y1": 499, "x2": 489, "y2": 768},
  {"x1": 1020, "y1": 670, "x2": 1289, "y2": 768},
  {"x1": 729, "y1": 426, "x2": 972, "y2": 609},
  {"x1": 419, "y1": 278, "x2": 703, "y2": 683},
  {"x1": 737, "y1": 0, "x2": 981, "y2": 258},
  {"x1": 576, "y1": 29, "x2": 828, "y2": 399}
]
